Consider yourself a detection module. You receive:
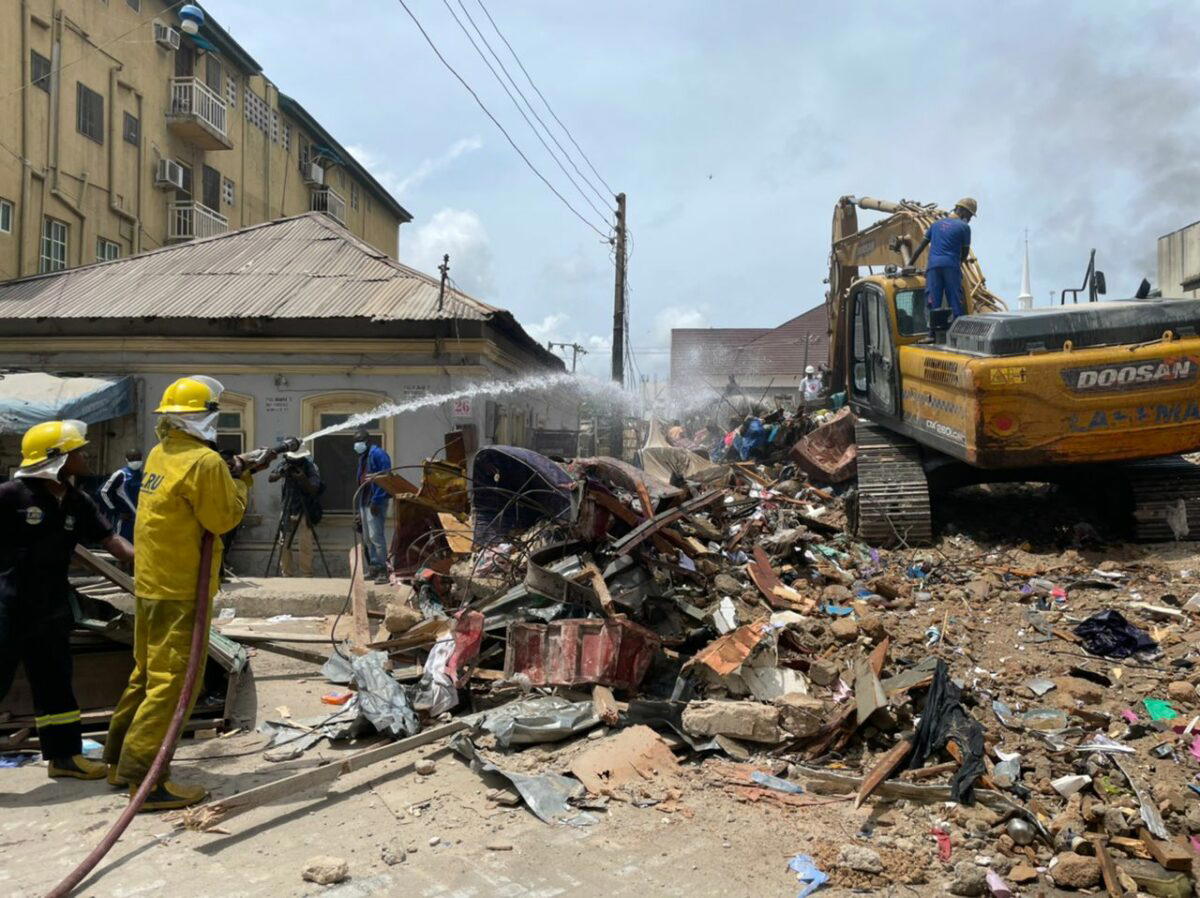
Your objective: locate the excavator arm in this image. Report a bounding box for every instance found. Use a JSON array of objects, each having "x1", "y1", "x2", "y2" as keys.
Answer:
[{"x1": 825, "y1": 196, "x2": 1005, "y2": 384}]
